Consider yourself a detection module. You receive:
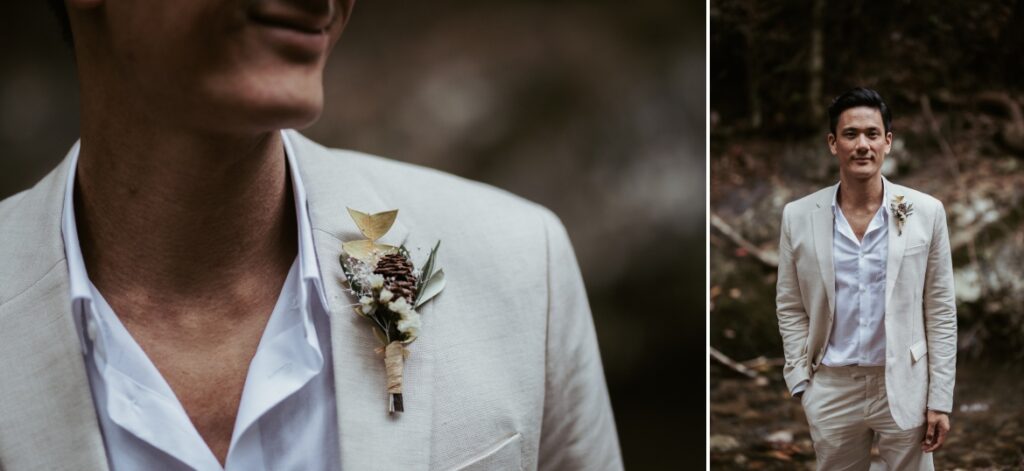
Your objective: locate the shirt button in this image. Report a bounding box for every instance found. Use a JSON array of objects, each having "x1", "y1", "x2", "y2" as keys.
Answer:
[{"x1": 86, "y1": 318, "x2": 98, "y2": 342}]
